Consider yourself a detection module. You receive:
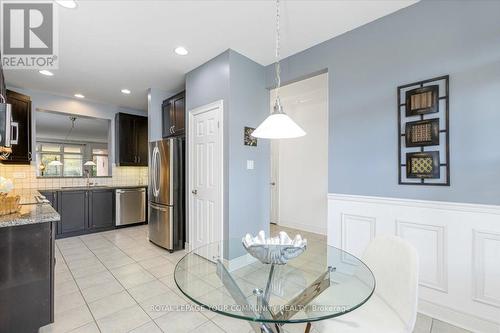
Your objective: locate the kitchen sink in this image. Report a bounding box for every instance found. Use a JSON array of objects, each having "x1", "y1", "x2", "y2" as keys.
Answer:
[{"x1": 60, "y1": 185, "x2": 109, "y2": 189}]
